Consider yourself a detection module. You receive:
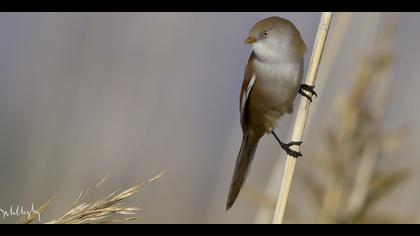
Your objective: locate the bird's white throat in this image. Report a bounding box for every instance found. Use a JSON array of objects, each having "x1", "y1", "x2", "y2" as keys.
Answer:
[{"x1": 252, "y1": 40, "x2": 296, "y2": 64}]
